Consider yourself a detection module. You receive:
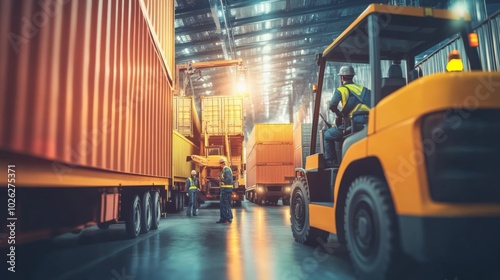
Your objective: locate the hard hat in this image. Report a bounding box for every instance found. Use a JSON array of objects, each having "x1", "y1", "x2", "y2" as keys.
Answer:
[
  {"x1": 448, "y1": 49, "x2": 461, "y2": 60},
  {"x1": 219, "y1": 158, "x2": 226, "y2": 164},
  {"x1": 338, "y1": 65, "x2": 355, "y2": 76},
  {"x1": 191, "y1": 170, "x2": 196, "y2": 175}
]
